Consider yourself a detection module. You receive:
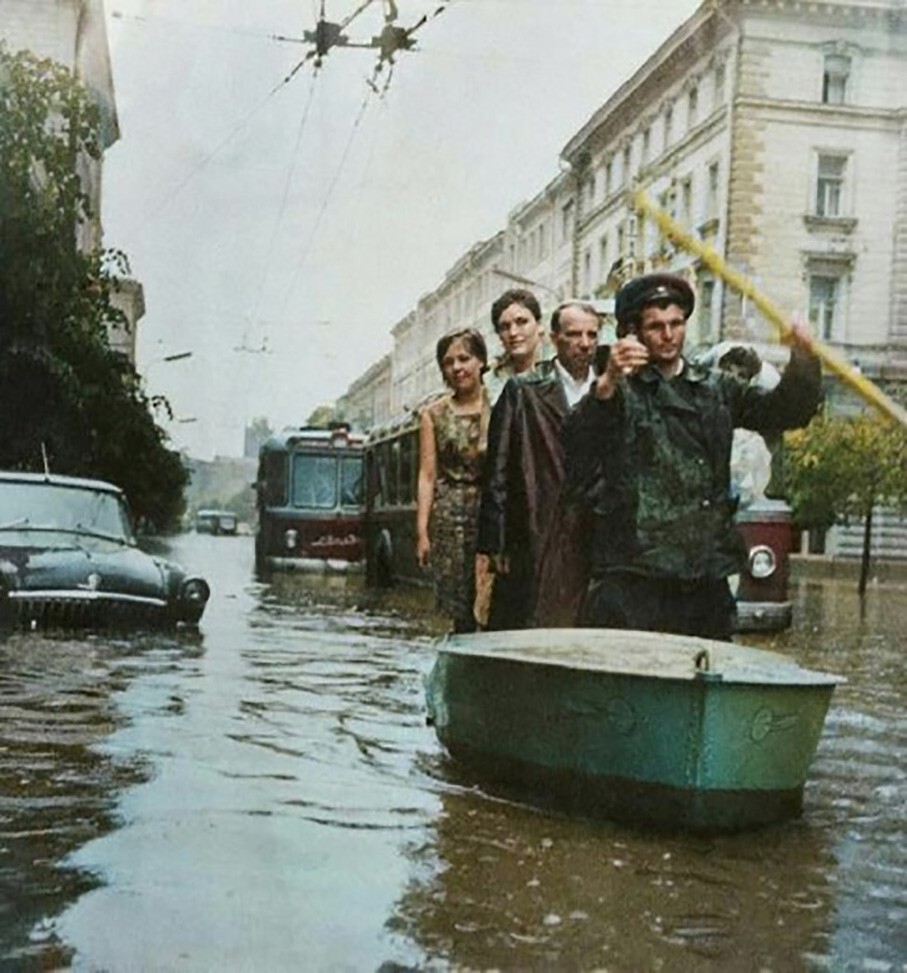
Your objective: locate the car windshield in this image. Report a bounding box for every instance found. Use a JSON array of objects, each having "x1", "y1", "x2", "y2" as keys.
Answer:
[{"x1": 0, "y1": 481, "x2": 132, "y2": 541}]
